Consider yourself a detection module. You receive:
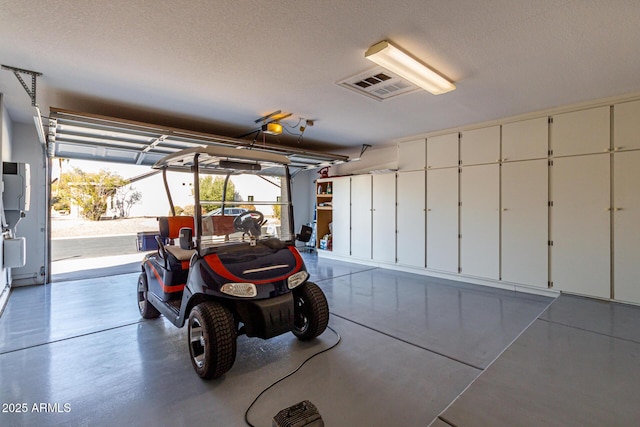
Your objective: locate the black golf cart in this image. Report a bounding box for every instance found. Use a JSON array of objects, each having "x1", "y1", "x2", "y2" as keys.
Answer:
[{"x1": 137, "y1": 146, "x2": 328, "y2": 379}]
